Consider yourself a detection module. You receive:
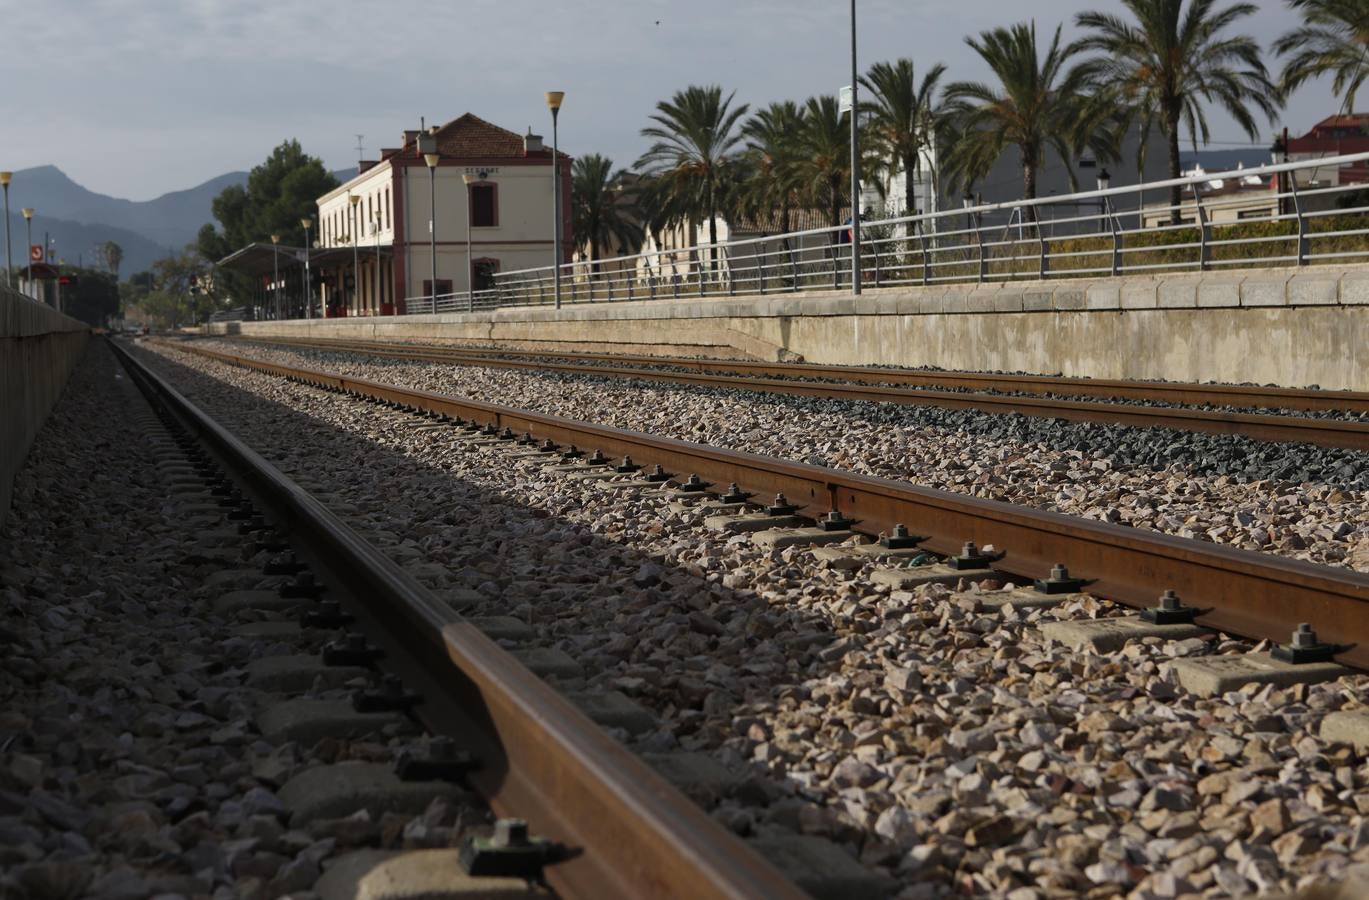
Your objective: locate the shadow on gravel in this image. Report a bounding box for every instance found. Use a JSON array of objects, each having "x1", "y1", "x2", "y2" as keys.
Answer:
[{"x1": 135, "y1": 347, "x2": 899, "y2": 887}]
